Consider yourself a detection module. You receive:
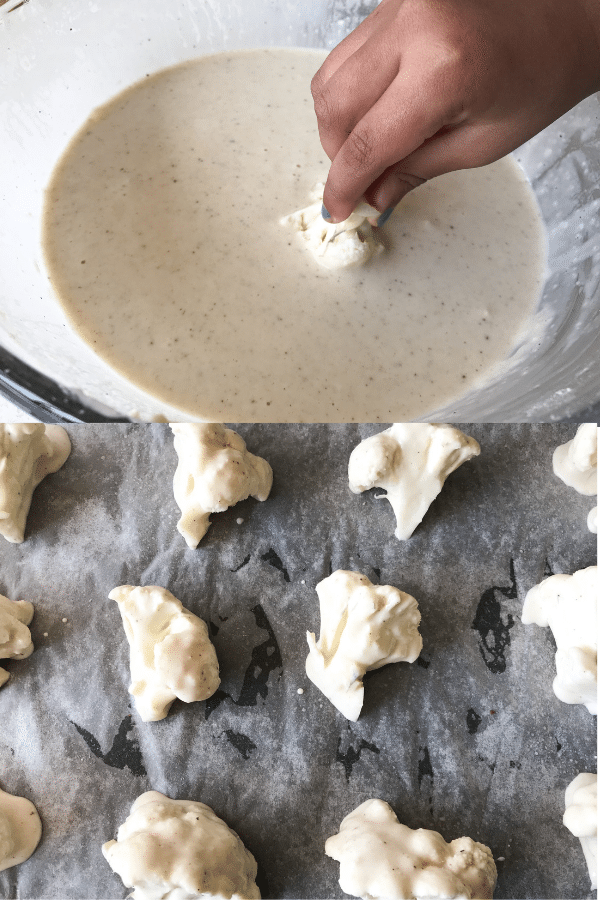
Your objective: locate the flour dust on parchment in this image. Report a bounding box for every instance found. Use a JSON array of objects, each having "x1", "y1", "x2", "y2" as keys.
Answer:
[{"x1": 42, "y1": 49, "x2": 546, "y2": 421}]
